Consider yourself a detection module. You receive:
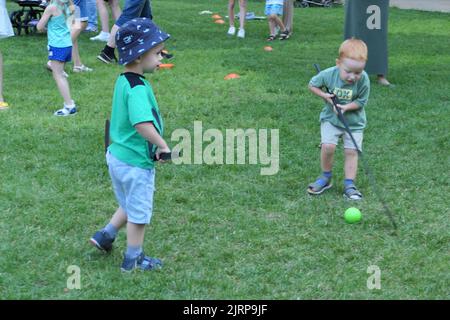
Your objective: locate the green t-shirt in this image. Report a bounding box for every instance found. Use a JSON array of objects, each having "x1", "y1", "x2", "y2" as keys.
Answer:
[
  {"x1": 108, "y1": 72, "x2": 164, "y2": 169},
  {"x1": 309, "y1": 66, "x2": 370, "y2": 132}
]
